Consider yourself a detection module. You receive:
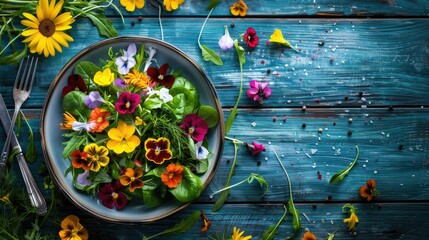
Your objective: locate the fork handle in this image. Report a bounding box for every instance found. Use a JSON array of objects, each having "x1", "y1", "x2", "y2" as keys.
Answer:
[{"x1": 16, "y1": 152, "x2": 47, "y2": 215}]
